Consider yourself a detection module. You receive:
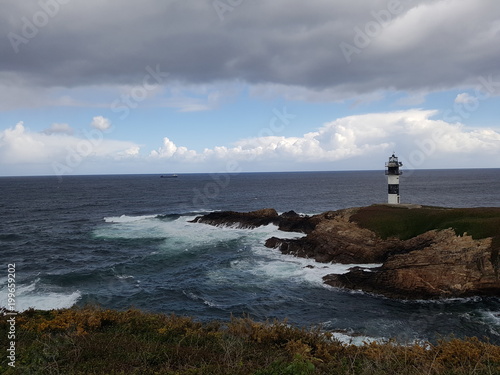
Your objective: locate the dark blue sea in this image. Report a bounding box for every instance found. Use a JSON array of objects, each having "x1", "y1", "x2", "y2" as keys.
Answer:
[{"x1": 1, "y1": 169, "x2": 500, "y2": 344}]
